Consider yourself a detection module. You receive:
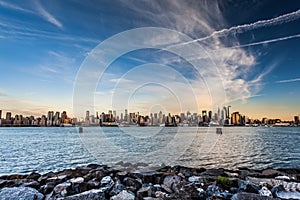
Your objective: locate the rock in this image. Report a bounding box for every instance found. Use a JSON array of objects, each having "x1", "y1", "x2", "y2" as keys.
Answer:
[
  {"x1": 275, "y1": 175, "x2": 290, "y2": 181},
  {"x1": 110, "y1": 190, "x2": 135, "y2": 200},
  {"x1": 0, "y1": 180, "x2": 16, "y2": 188},
  {"x1": 53, "y1": 182, "x2": 72, "y2": 197},
  {"x1": 99, "y1": 176, "x2": 114, "y2": 193},
  {"x1": 276, "y1": 190, "x2": 300, "y2": 199},
  {"x1": 163, "y1": 174, "x2": 181, "y2": 192},
  {"x1": 87, "y1": 164, "x2": 104, "y2": 169},
  {"x1": 21, "y1": 181, "x2": 40, "y2": 189},
  {"x1": 40, "y1": 182, "x2": 56, "y2": 194},
  {"x1": 137, "y1": 186, "x2": 152, "y2": 199},
  {"x1": 87, "y1": 179, "x2": 100, "y2": 189},
  {"x1": 261, "y1": 169, "x2": 281, "y2": 178},
  {"x1": 57, "y1": 189, "x2": 106, "y2": 200},
  {"x1": 95, "y1": 170, "x2": 106, "y2": 180},
  {"x1": 188, "y1": 176, "x2": 201, "y2": 185},
  {"x1": 201, "y1": 168, "x2": 226, "y2": 177},
  {"x1": 0, "y1": 186, "x2": 44, "y2": 200},
  {"x1": 155, "y1": 191, "x2": 169, "y2": 198},
  {"x1": 206, "y1": 185, "x2": 221, "y2": 197},
  {"x1": 231, "y1": 192, "x2": 276, "y2": 200},
  {"x1": 123, "y1": 177, "x2": 142, "y2": 192},
  {"x1": 69, "y1": 177, "x2": 84, "y2": 184},
  {"x1": 46, "y1": 175, "x2": 68, "y2": 185},
  {"x1": 271, "y1": 184, "x2": 285, "y2": 197},
  {"x1": 26, "y1": 172, "x2": 41, "y2": 180},
  {"x1": 238, "y1": 180, "x2": 260, "y2": 194},
  {"x1": 259, "y1": 186, "x2": 272, "y2": 197}
]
